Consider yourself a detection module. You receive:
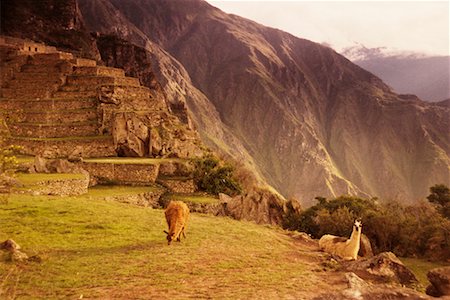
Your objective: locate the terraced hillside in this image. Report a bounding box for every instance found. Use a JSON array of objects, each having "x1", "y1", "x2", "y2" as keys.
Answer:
[{"x1": 0, "y1": 38, "x2": 203, "y2": 160}]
